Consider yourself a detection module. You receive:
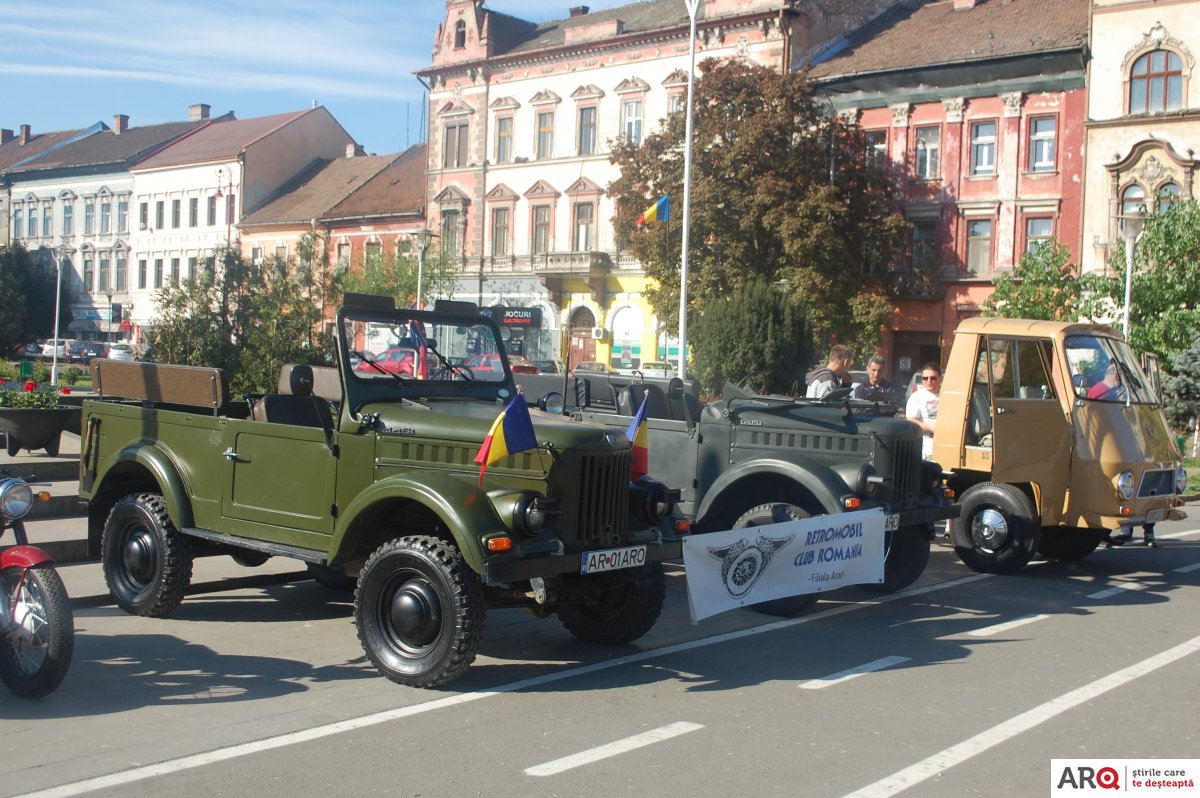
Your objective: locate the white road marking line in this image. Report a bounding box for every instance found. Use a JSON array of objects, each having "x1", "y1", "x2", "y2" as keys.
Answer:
[
  {"x1": 1175, "y1": 561, "x2": 1200, "y2": 573},
  {"x1": 841, "y1": 633, "x2": 1200, "y2": 798},
  {"x1": 15, "y1": 573, "x2": 990, "y2": 798},
  {"x1": 964, "y1": 613, "x2": 1049, "y2": 638},
  {"x1": 1087, "y1": 581, "x2": 1149, "y2": 600},
  {"x1": 525, "y1": 722, "x2": 704, "y2": 777},
  {"x1": 800, "y1": 656, "x2": 911, "y2": 690}
]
